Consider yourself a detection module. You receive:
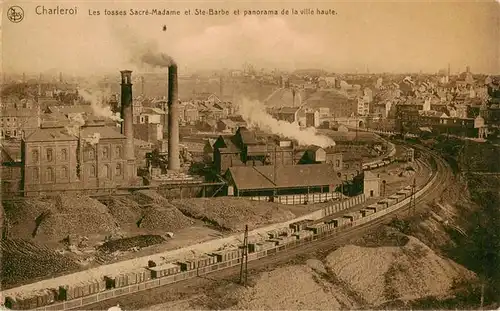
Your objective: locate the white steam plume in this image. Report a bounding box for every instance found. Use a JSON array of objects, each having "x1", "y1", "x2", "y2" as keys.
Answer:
[
  {"x1": 236, "y1": 97, "x2": 335, "y2": 148},
  {"x1": 82, "y1": 133, "x2": 101, "y2": 146},
  {"x1": 65, "y1": 113, "x2": 85, "y2": 137},
  {"x1": 78, "y1": 88, "x2": 123, "y2": 122}
]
